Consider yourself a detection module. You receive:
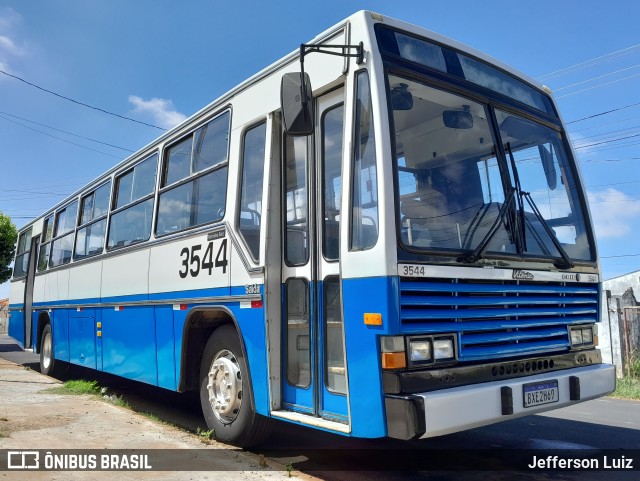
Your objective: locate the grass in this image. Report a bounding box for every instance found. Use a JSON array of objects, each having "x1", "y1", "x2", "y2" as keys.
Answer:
[
  {"x1": 611, "y1": 377, "x2": 640, "y2": 400},
  {"x1": 45, "y1": 379, "x2": 101, "y2": 396},
  {"x1": 196, "y1": 427, "x2": 214, "y2": 440}
]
